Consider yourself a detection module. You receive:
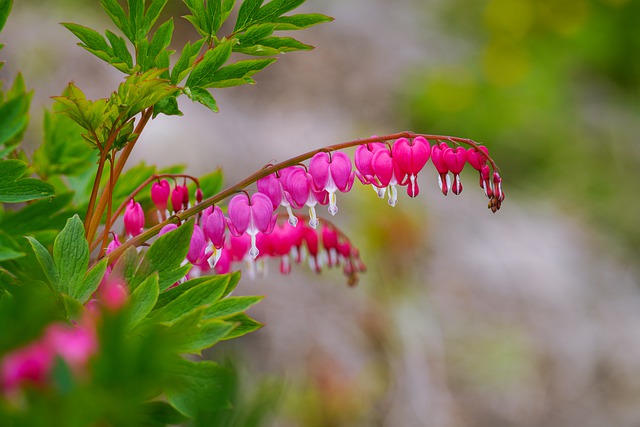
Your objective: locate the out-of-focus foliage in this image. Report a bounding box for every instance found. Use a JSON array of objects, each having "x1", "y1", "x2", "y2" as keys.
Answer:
[{"x1": 403, "y1": 0, "x2": 640, "y2": 253}]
